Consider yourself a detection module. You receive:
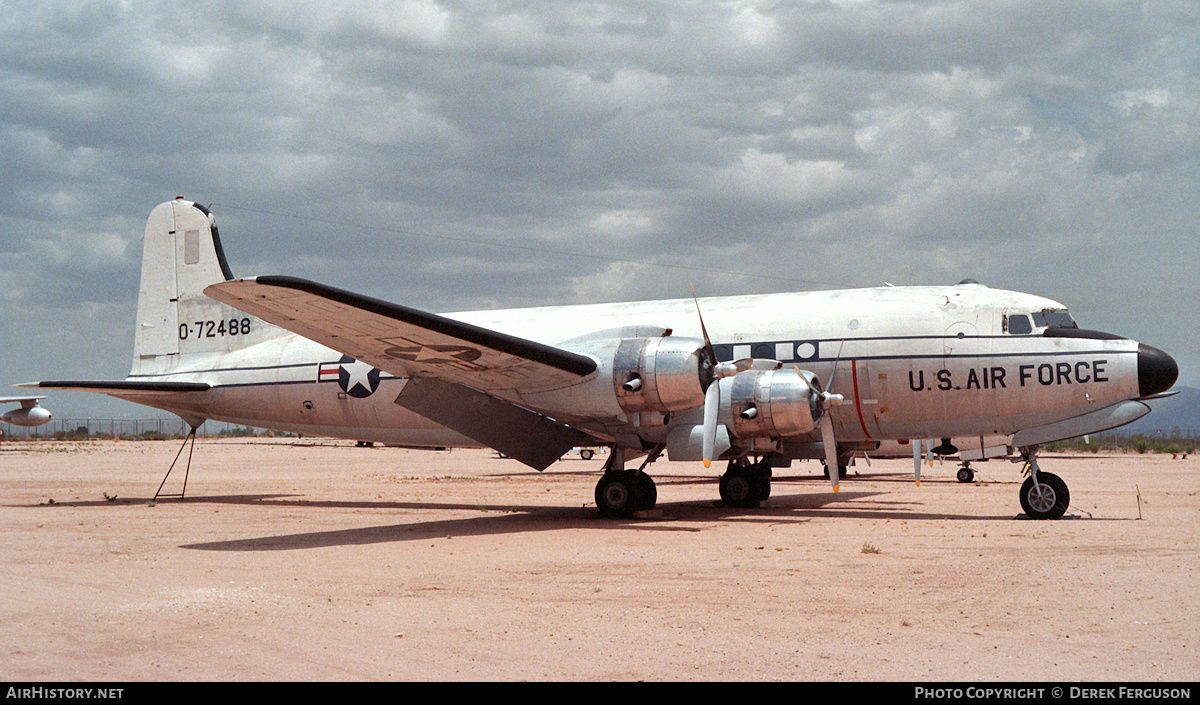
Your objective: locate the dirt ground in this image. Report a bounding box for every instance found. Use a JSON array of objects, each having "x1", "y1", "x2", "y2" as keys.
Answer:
[{"x1": 0, "y1": 436, "x2": 1197, "y2": 682}]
